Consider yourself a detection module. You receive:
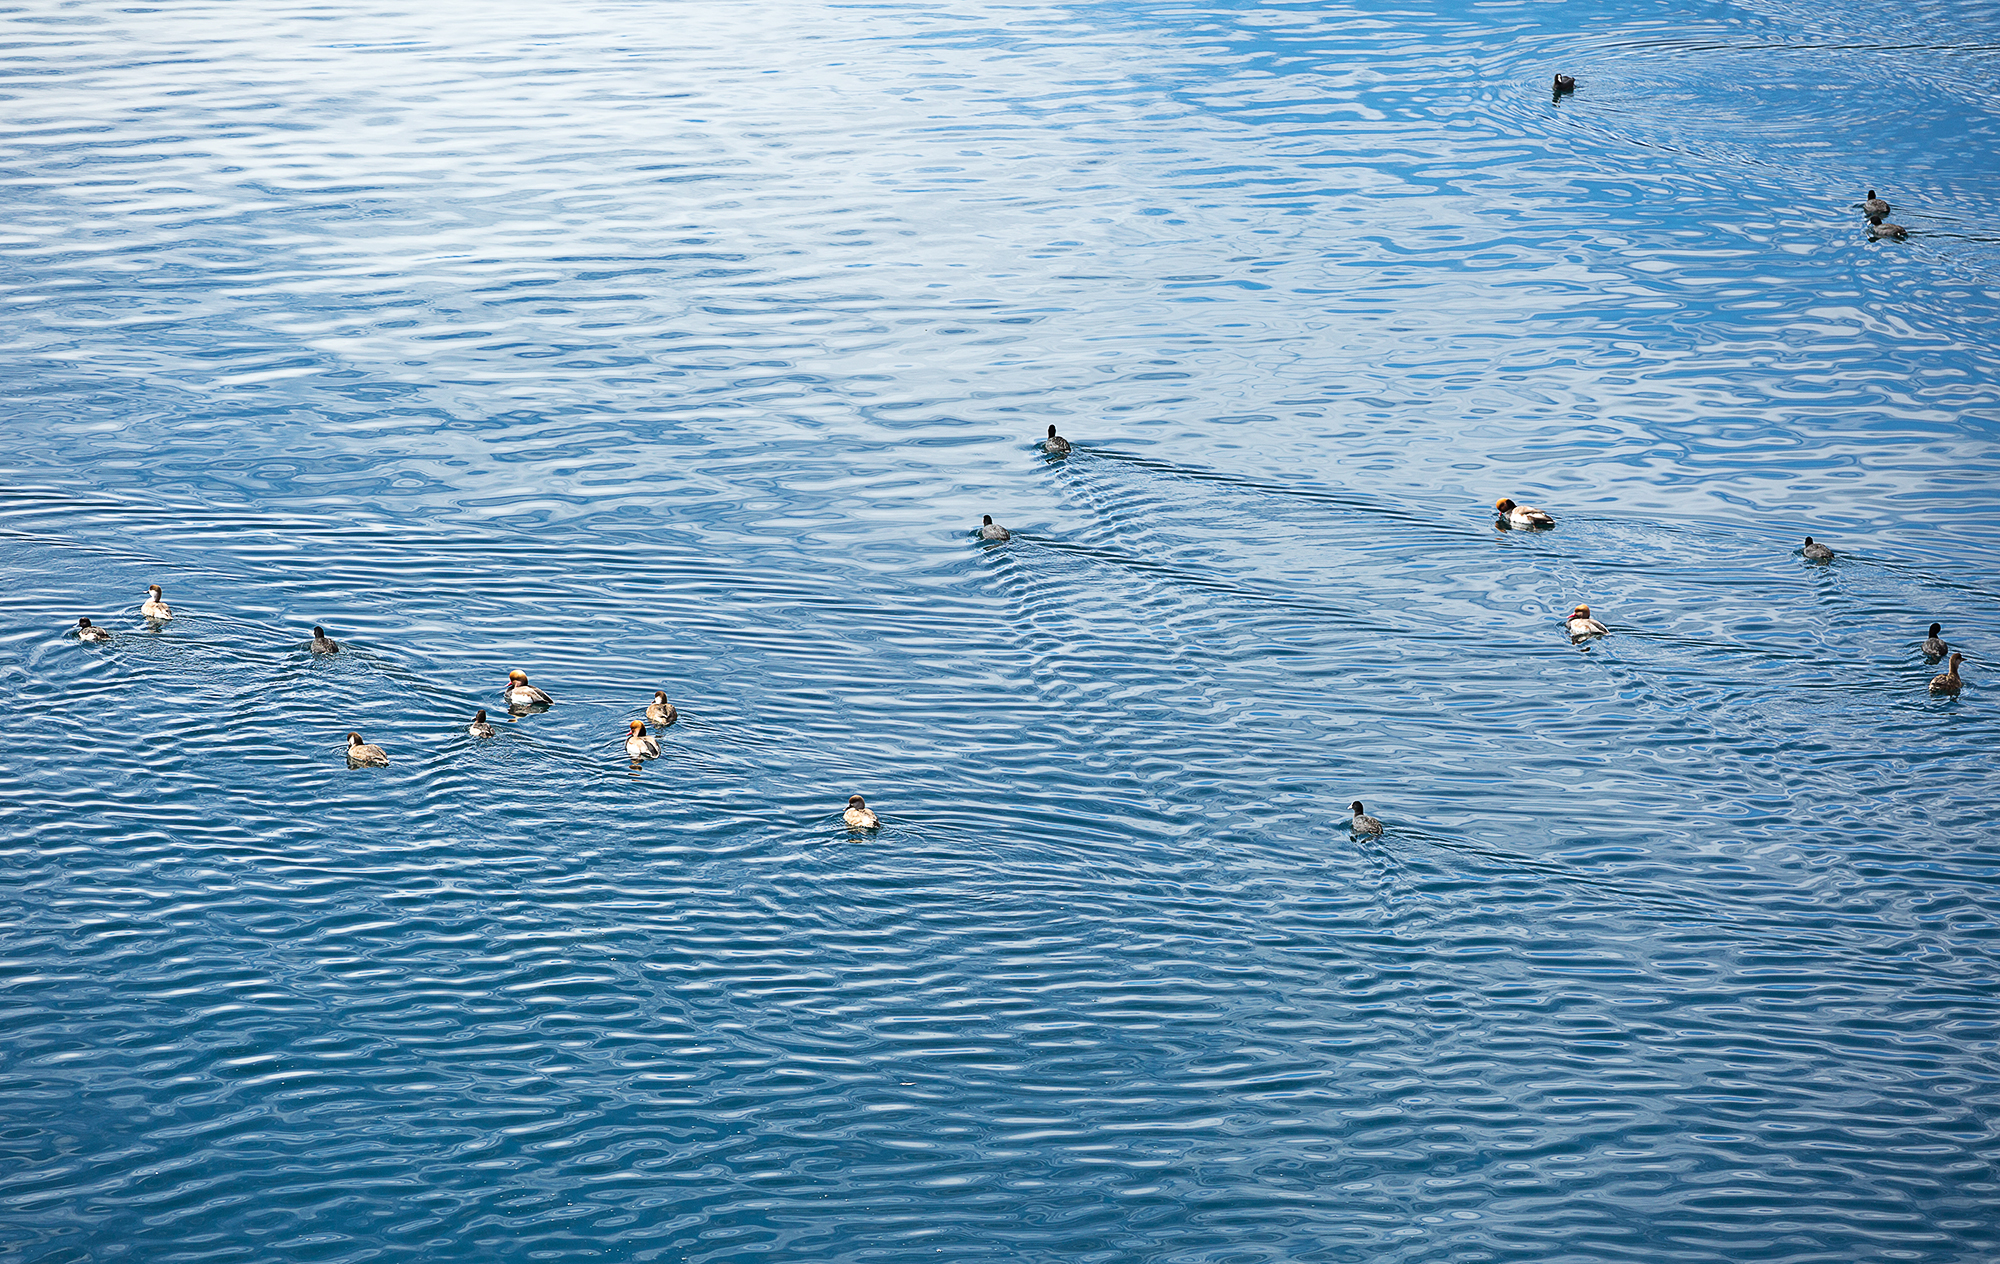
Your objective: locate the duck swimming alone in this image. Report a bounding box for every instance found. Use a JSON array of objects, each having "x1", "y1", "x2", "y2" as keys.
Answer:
[
  {"x1": 1869, "y1": 221, "x2": 1908, "y2": 241},
  {"x1": 1862, "y1": 189, "x2": 1891, "y2": 222},
  {"x1": 1801, "y1": 536, "x2": 1834, "y2": 561},
  {"x1": 647, "y1": 691, "x2": 679, "y2": 727},
  {"x1": 310, "y1": 625, "x2": 340, "y2": 654},
  {"x1": 503, "y1": 669, "x2": 554, "y2": 710},
  {"x1": 469, "y1": 709, "x2": 496, "y2": 738},
  {"x1": 844, "y1": 795, "x2": 881, "y2": 830},
  {"x1": 141, "y1": 585, "x2": 172, "y2": 621},
  {"x1": 1565, "y1": 604, "x2": 1609, "y2": 641},
  {"x1": 1350, "y1": 801, "x2": 1383, "y2": 835},
  {"x1": 346, "y1": 732, "x2": 389, "y2": 767},
  {"x1": 625, "y1": 719, "x2": 661, "y2": 760},
  {"x1": 1494, "y1": 498, "x2": 1555, "y2": 529},
  {"x1": 1552, "y1": 74, "x2": 1576, "y2": 95},
  {"x1": 1929, "y1": 652, "x2": 1965, "y2": 696},
  {"x1": 1043, "y1": 424, "x2": 1071, "y2": 456},
  {"x1": 75, "y1": 617, "x2": 111, "y2": 643},
  {"x1": 978, "y1": 514, "x2": 1011, "y2": 542},
  {"x1": 1923, "y1": 623, "x2": 1949, "y2": 661}
]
